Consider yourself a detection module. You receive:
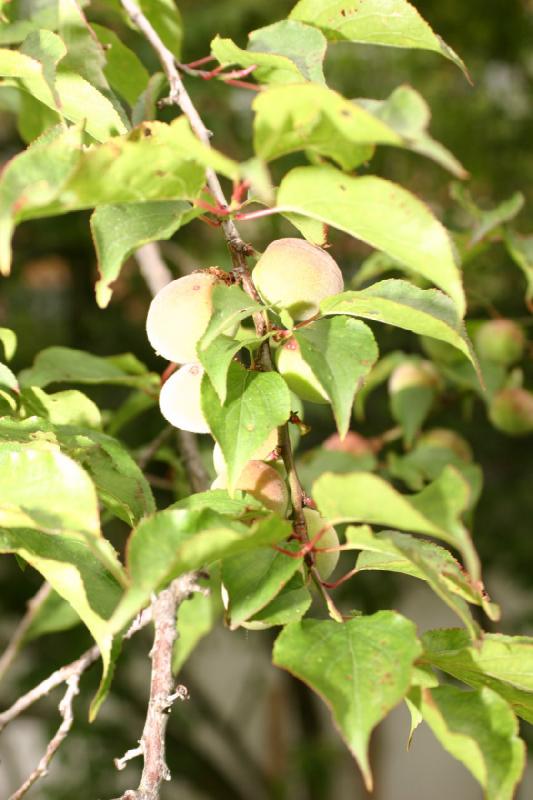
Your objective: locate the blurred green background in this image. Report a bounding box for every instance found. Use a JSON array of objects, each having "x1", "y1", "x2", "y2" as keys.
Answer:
[{"x1": 0, "y1": 1, "x2": 532, "y2": 798}]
